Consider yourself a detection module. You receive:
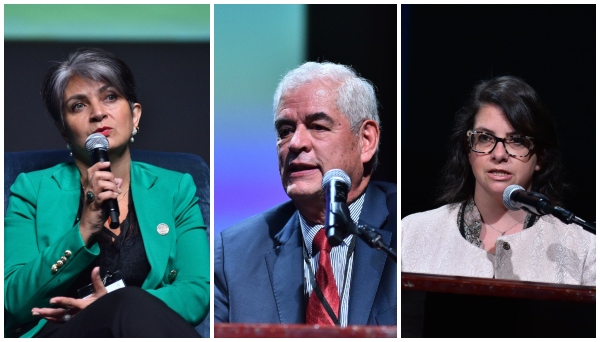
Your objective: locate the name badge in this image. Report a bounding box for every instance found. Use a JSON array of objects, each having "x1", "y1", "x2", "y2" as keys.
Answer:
[{"x1": 78, "y1": 271, "x2": 127, "y2": 298}]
